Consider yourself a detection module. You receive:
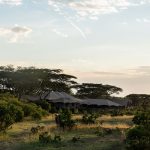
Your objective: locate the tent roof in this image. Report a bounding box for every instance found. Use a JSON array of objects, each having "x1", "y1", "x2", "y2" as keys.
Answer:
[
  {"x1": 44, "y1": 91, "x2": 82, "y2": 103},
  {"x1": 22, "y1": 92, "x2": 124, "y2": 107},
  {"x1": 81, "y1": 99, "x2": 121, "y2": 106}
]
